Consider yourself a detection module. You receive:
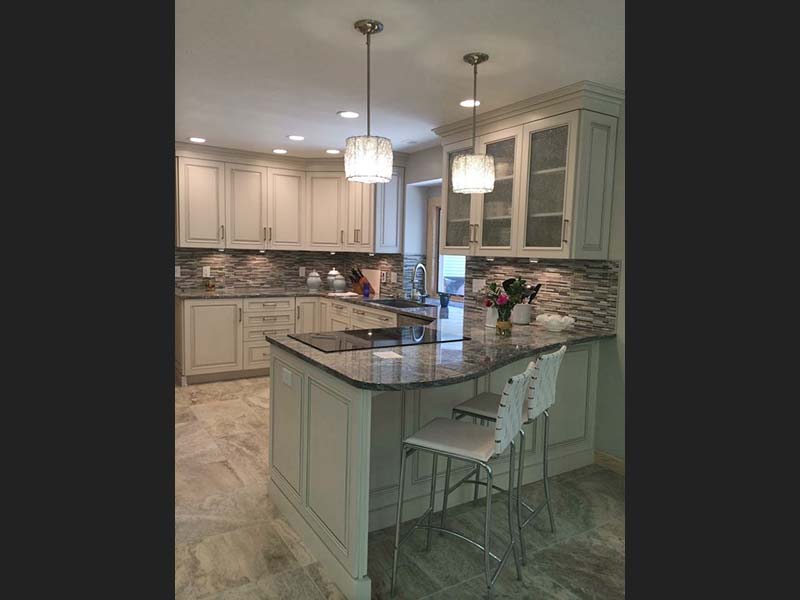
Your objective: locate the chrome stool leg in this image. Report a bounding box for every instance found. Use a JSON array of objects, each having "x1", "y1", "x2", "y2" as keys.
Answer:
[
  {"x1": 426, "y1": 454, "x2": 438, "y2": 551},
  {"x1": 483, "y1": 465, "x2": 493, "y2": 598},
  {"x1": 517, "y1": 426, "x2": 527, "y2": 565},
  {"x1": 473, "y1": 416, "x2": 481, "y2": 505},
  {"x1": 391, "y1": 446, "x2": 411, "y2": 596},
  {"x1": 507, "y1": 439, "x2": 522, "y2": 581},
  {"x1": 441, "y1": 457, "x2": 452, "y2": 531},
  {"x1": 543, "y1": 411, "x2": 555, "y2": 533}
]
